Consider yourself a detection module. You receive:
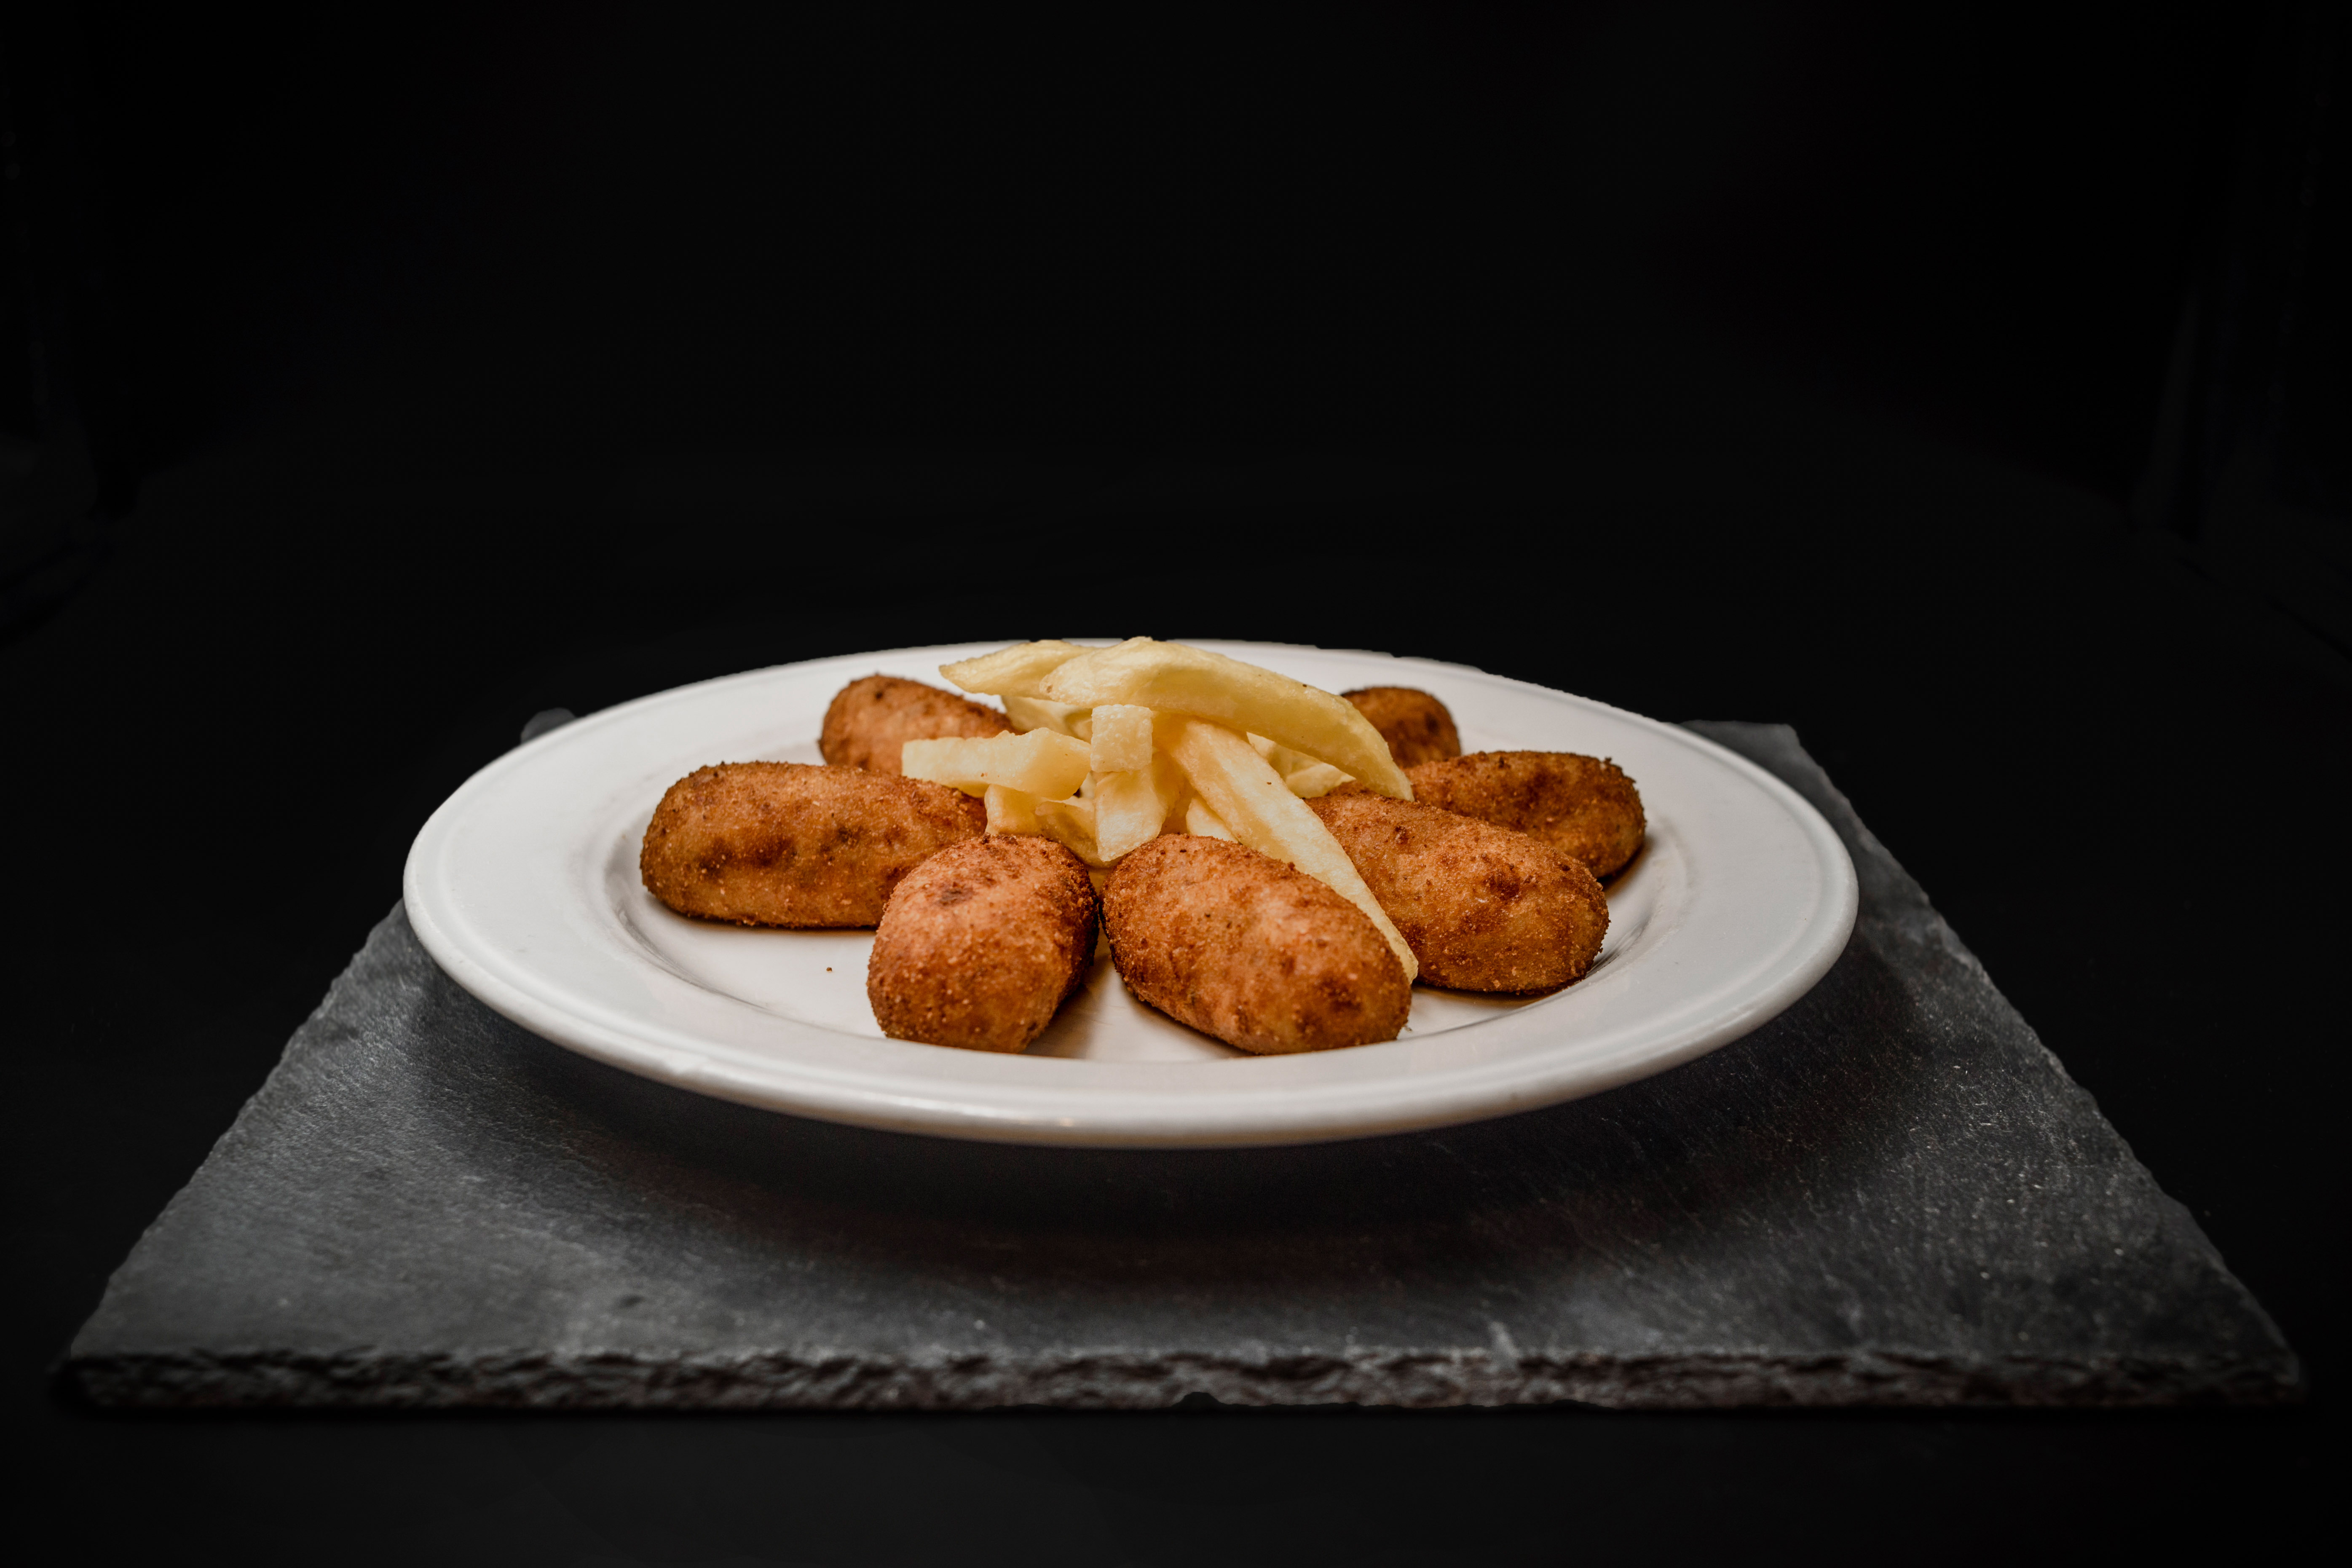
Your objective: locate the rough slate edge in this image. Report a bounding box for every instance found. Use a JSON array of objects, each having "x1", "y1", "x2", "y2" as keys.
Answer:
[{"x1": 61, "y1": 723, "x2": 2301, "y2": 1411}]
